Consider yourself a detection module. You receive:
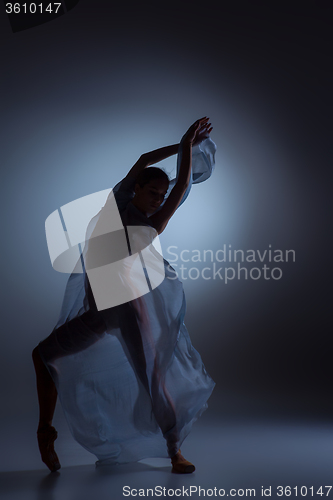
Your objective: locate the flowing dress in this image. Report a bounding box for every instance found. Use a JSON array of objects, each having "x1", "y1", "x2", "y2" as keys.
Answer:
[{"x1": 38, "y1": 138, "x2": 216, "y2": 464}]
